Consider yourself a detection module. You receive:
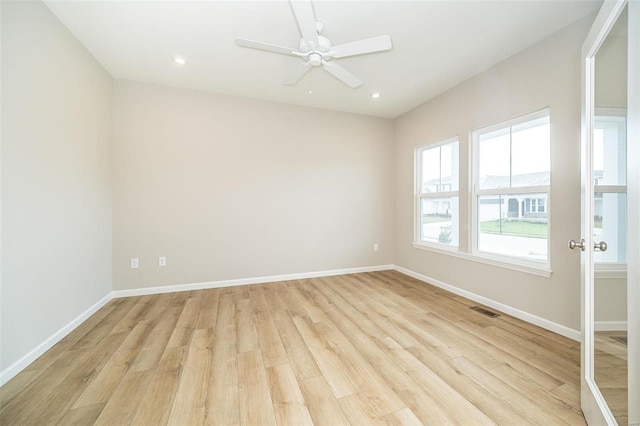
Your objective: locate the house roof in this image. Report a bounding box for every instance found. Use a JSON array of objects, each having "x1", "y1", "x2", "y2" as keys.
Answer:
[{"x1": 423, "y1": 171, "x2": 550, "y2": 192}]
